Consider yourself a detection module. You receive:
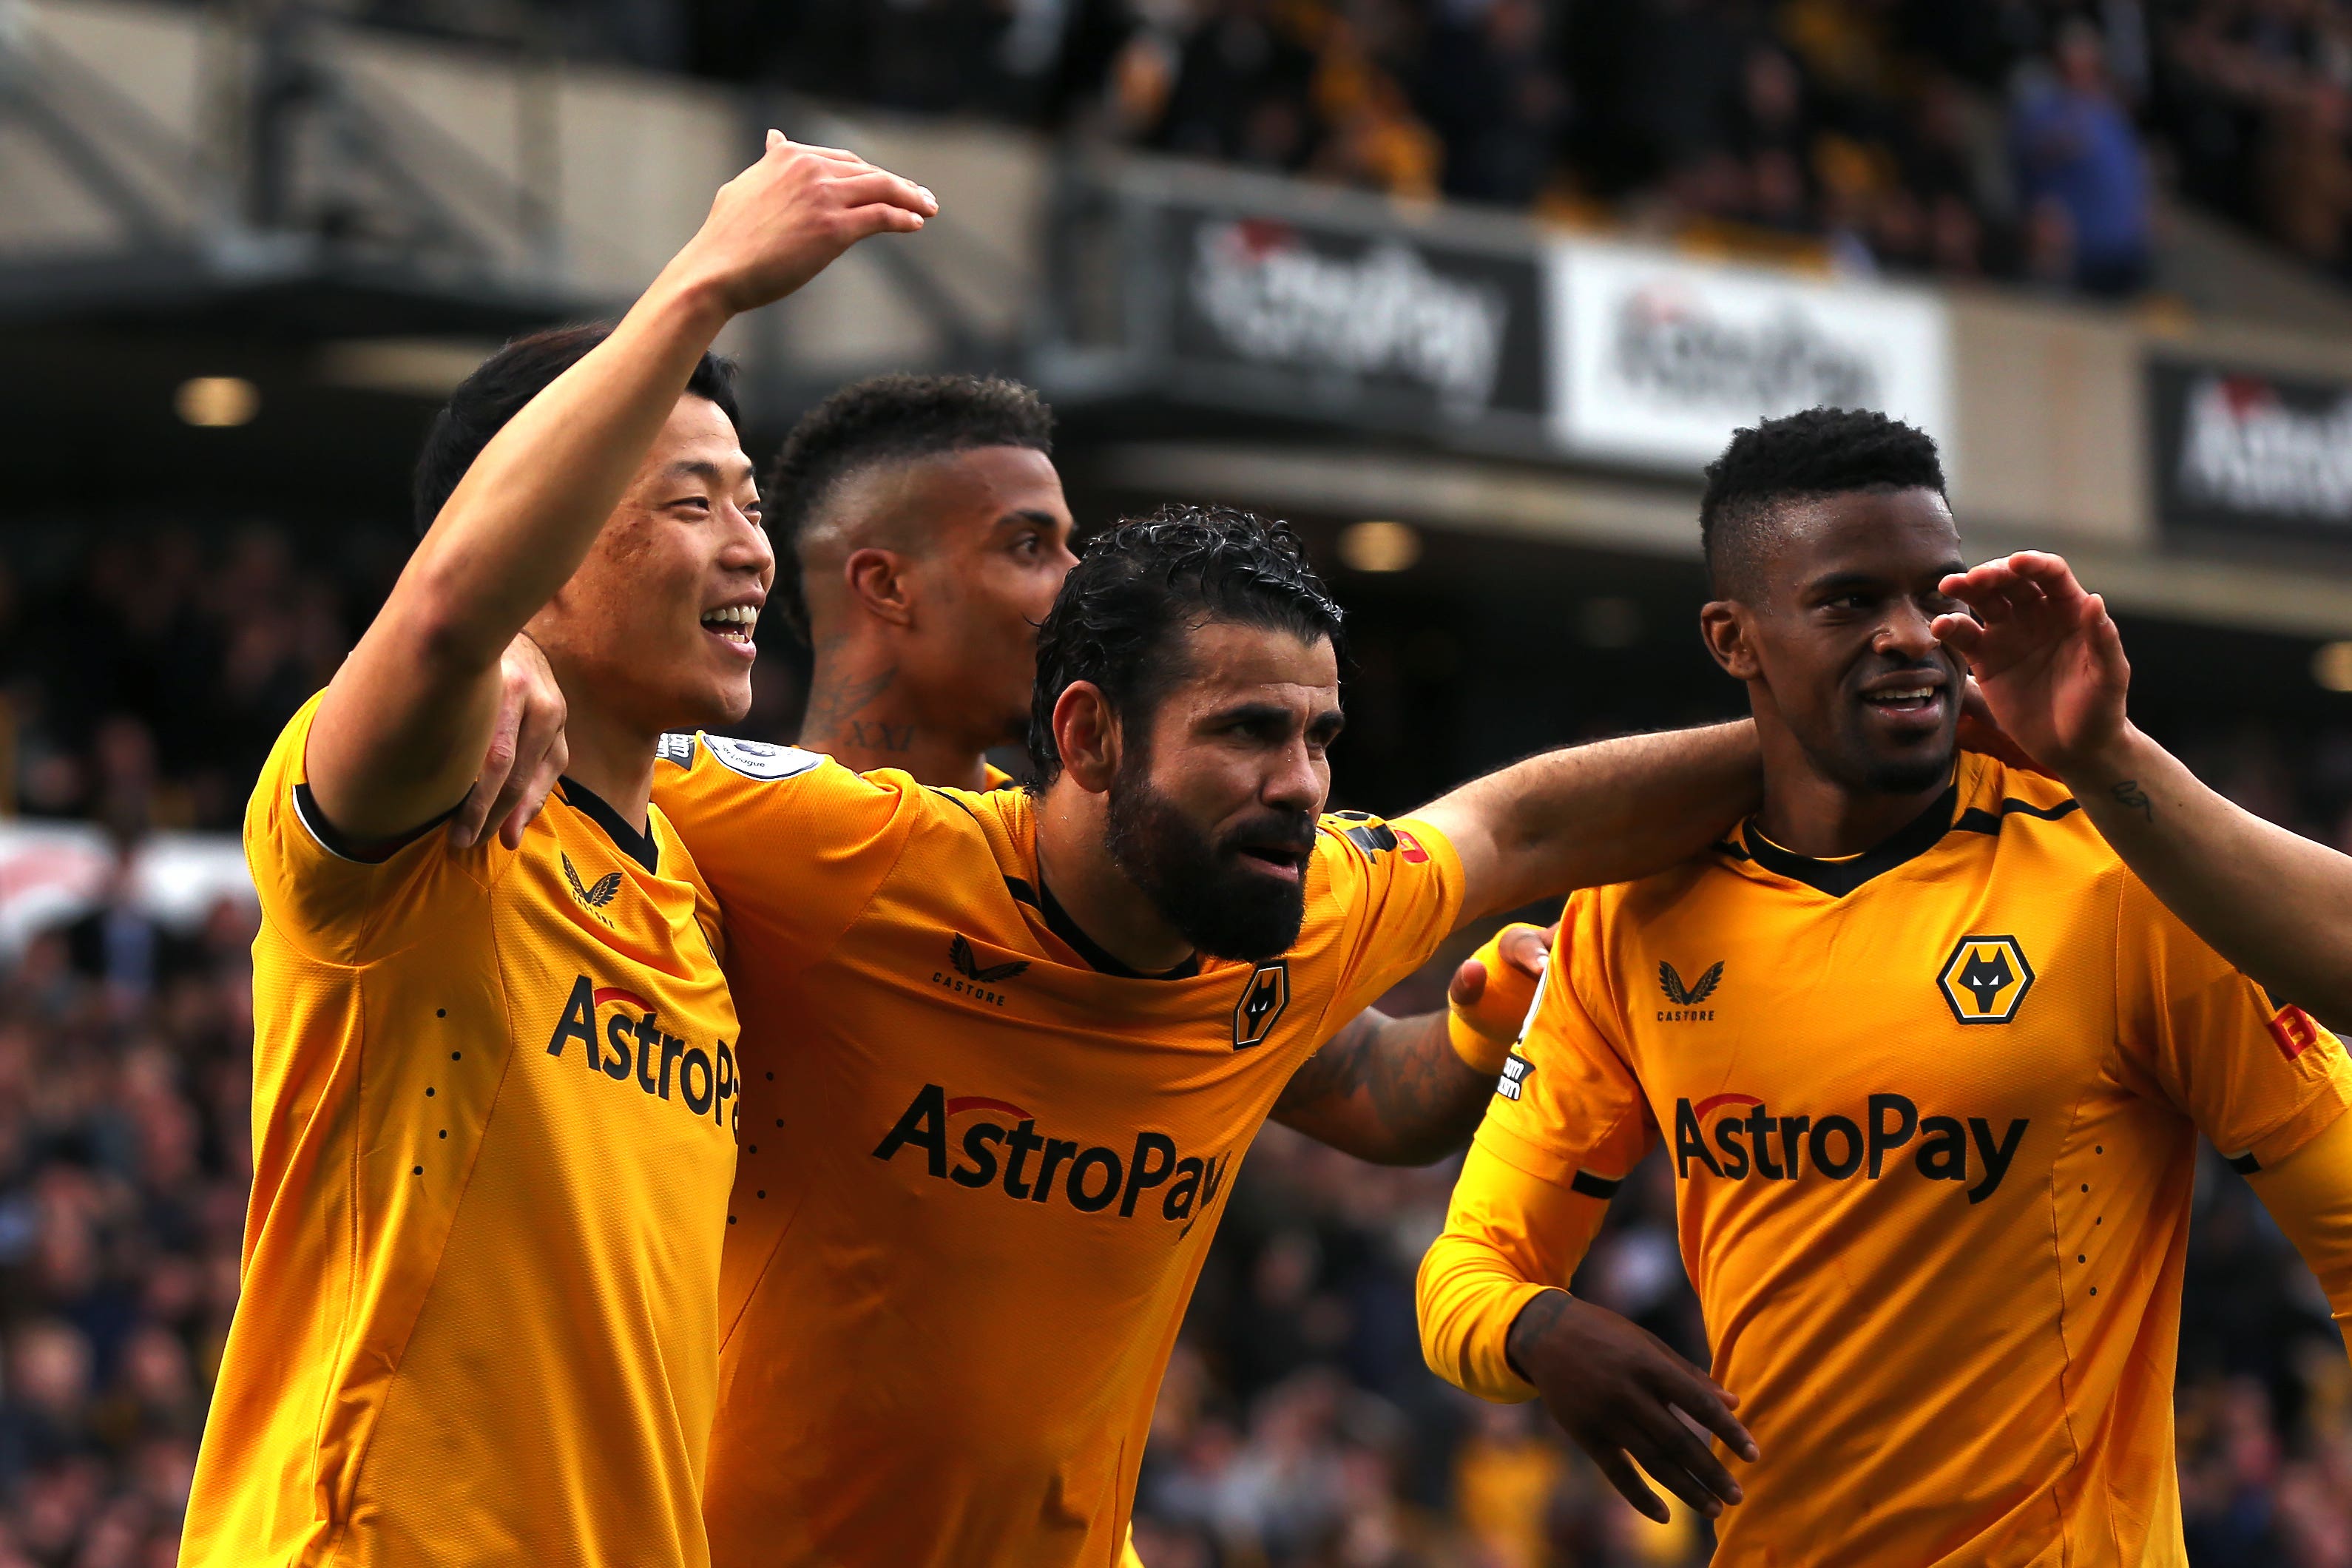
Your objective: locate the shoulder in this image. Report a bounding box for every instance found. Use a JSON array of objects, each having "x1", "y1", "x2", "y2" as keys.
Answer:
[{"x1": 655, "y1": 731, "x2": 828, "y2": 786}]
